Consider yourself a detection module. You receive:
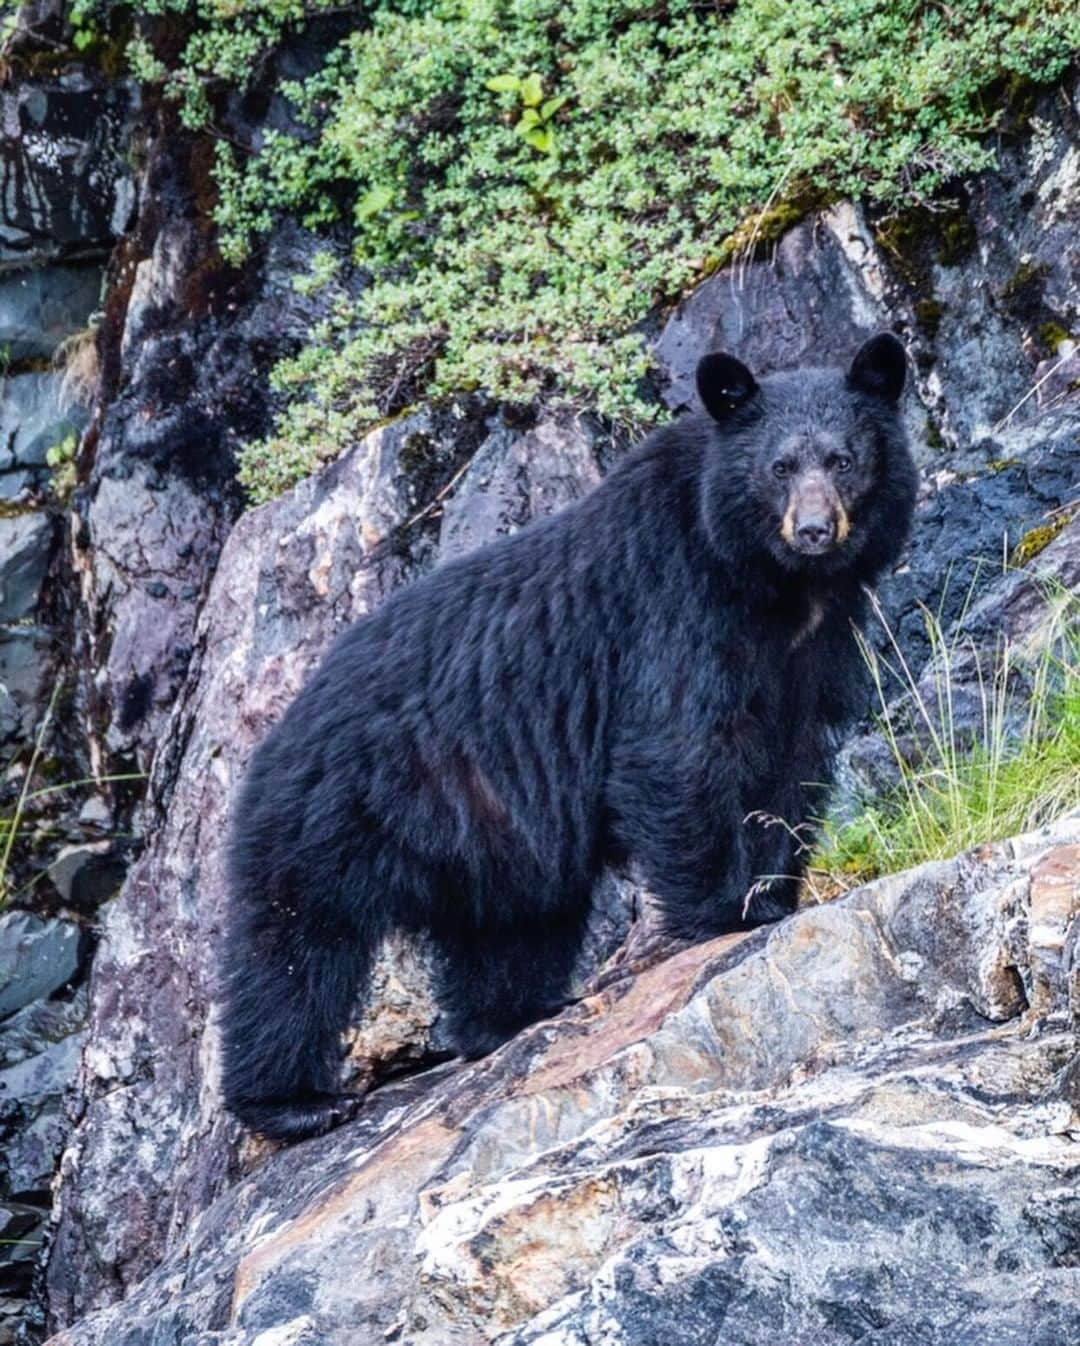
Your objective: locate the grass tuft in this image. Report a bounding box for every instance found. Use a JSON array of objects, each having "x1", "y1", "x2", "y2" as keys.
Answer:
[{"x1": 809, "y1": 584, "x2": 1080, "y2": 895}]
